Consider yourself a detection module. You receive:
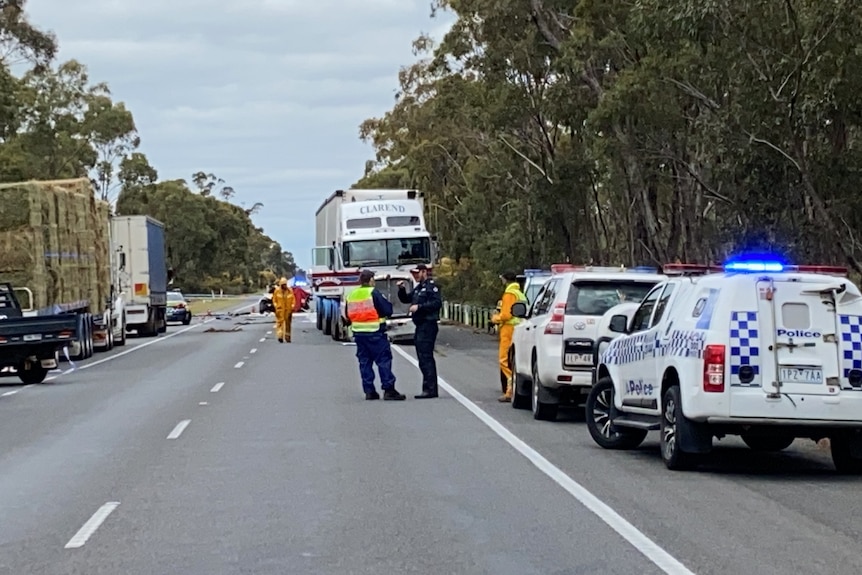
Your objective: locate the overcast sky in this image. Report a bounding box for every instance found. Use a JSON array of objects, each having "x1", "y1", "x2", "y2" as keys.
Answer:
[{"x1": 25, "y1": 0, "x2": 453, "y2": 269}]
